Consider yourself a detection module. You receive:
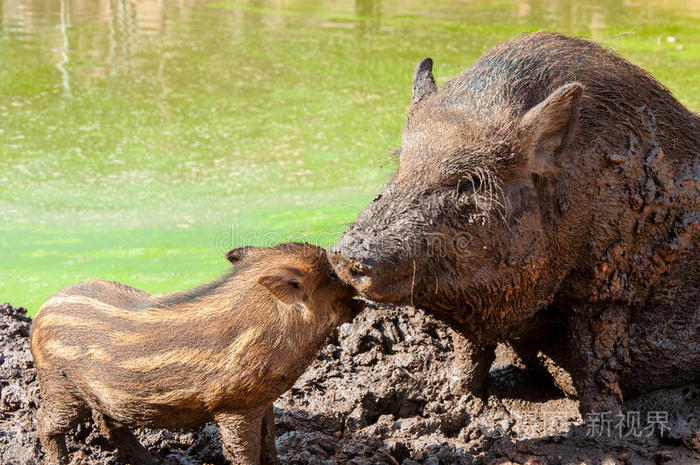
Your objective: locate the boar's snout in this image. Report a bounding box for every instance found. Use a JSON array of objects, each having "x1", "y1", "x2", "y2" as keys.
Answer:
[
  {"x1": 328, "y1": 238, "x2": 390, "y2": 299},
  {"x1": 328, "y1": 237, "x2": 406, "y2": 303},
  {"x1": 328, "y1": 243, "x2": 376, "y2": 287}
]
